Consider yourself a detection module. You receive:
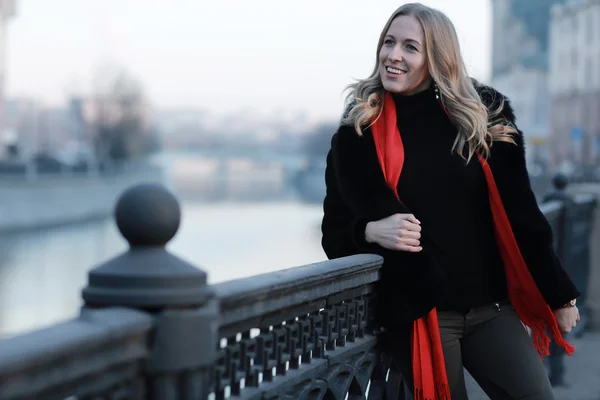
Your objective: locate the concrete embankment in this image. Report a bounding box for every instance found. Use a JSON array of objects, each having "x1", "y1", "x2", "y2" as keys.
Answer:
[{"x1": 0, "y1": 168, "x2": 165, "y2": 234}]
